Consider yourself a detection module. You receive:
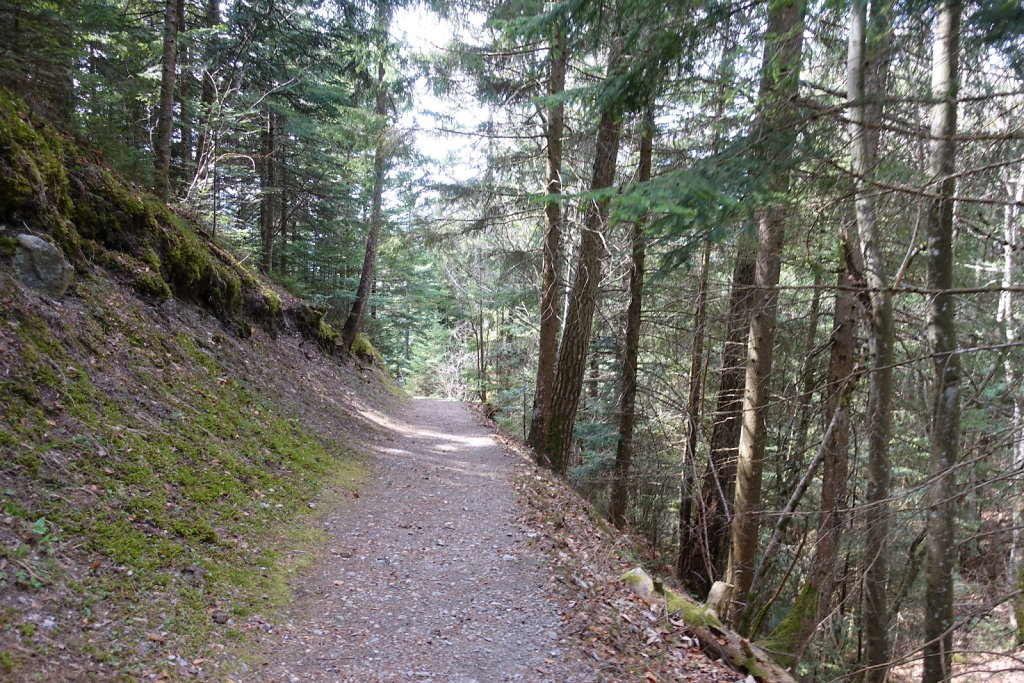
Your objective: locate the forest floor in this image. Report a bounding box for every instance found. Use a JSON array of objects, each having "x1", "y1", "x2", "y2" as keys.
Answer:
[{"x1": 244, "y1": 398, "x2": 737, "y2": 682}]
